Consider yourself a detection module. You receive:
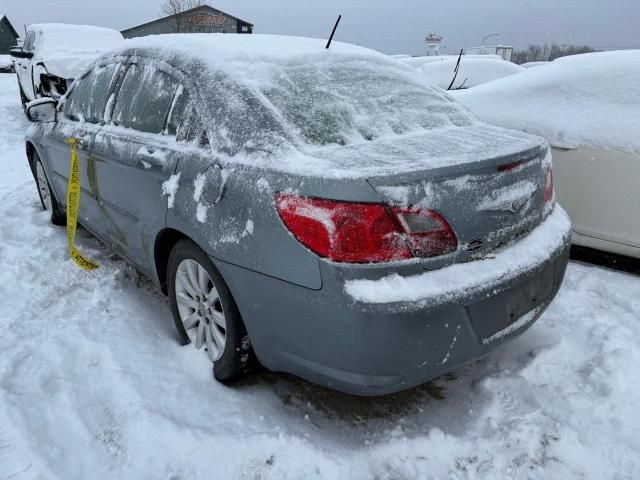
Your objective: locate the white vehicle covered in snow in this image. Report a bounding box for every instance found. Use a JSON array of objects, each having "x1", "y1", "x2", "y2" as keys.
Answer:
[
  {"x1": 455, "y1": 50, "x2": 640, "y2": 259},
  {"x1": 10, "y1": 23, "x2": 123, "y2": 108},
  {"x1": 417, "y1": 56, "x2": 524, "y2": 90}
]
